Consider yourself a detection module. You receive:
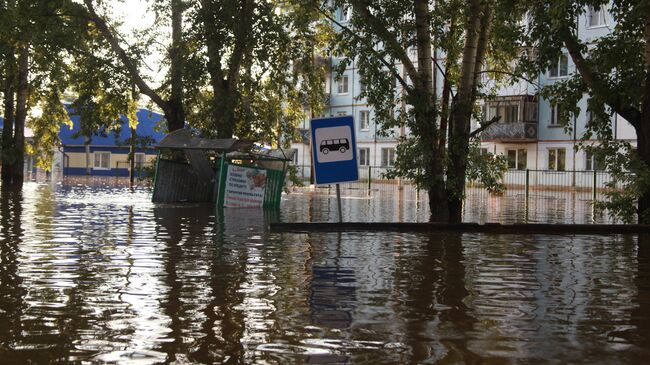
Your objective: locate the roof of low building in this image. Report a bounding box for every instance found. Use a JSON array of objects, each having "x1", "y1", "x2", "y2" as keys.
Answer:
[{"x1": 59, "y1": 108, "x2": 166, "y2": 146}]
